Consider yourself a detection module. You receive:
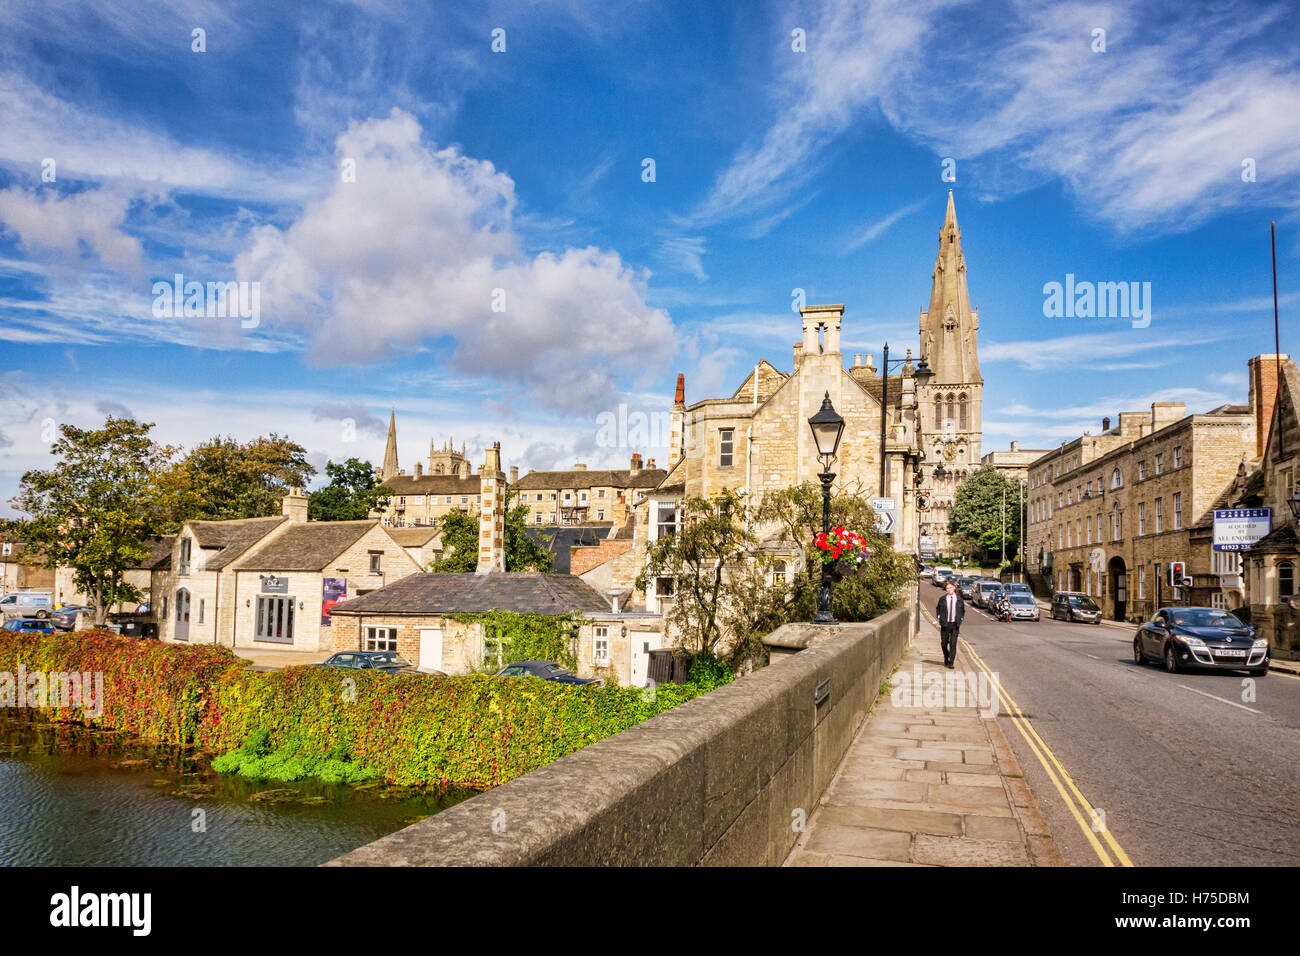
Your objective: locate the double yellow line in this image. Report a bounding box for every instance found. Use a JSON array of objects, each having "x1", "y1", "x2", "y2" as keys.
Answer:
[{"x1": 961, "y1": 637, "x2": 1135, "y2": 867}]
